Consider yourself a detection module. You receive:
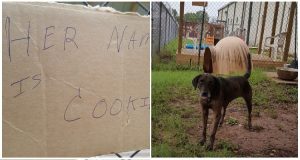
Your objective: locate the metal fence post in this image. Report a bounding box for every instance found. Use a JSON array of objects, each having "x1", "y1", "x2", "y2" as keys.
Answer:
[
  {"x1": 158, "y1": 2, "x2": 162, "y2": 54},
  {"x1": 226, "y1": 5, "x2": 229, "y2": 35},
  {"x1": 169, "y1": 13, "x2": 171, "y2": 44},
  {"x1": 165, "y1": 5, "x2": 167, "y2": 46}
]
